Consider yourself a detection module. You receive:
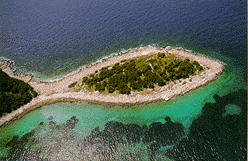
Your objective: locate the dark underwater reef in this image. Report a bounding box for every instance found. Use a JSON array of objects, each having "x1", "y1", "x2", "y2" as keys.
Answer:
[
  {"x1": 82, "y1": 116, "x2": 184, "y2": 160},
  {"x1": 4, "y1": 116, "x2": 79, "y2": 160},
  {"x1": 165, "y1": 89, "x2": 247, "y2": 160},
  {"x1": 2, "y1": 89, "x2": 247, "y2": 160}
]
